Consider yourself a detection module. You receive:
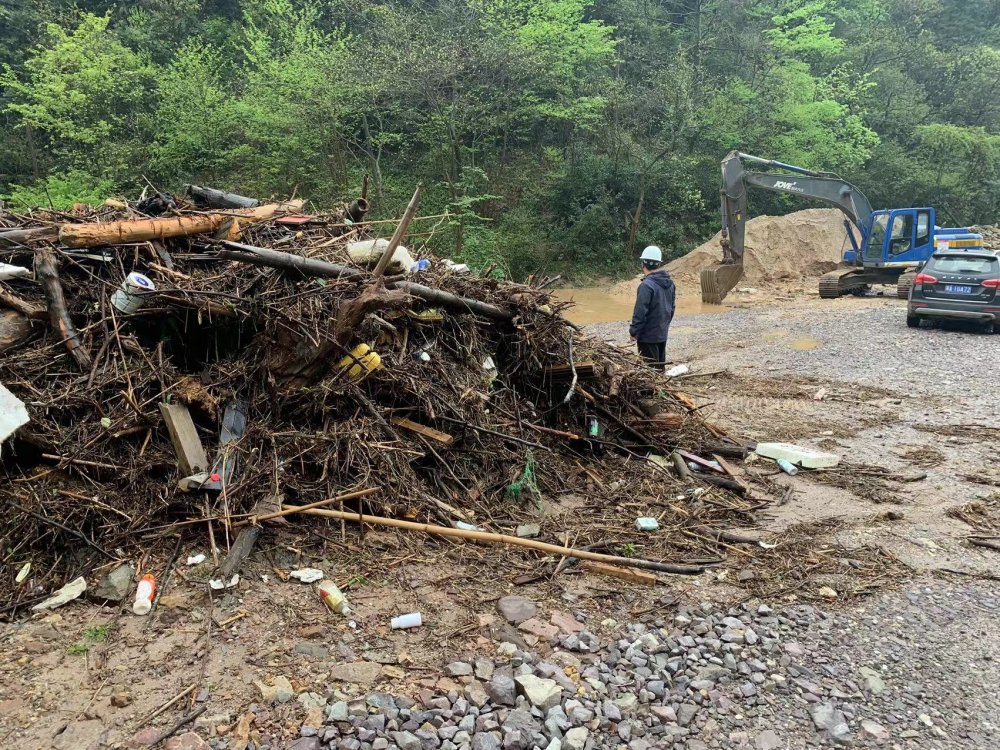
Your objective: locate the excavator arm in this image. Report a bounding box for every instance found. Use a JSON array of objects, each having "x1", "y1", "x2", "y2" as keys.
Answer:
[{"x1": 701, "y1": 151, "x2": 874, "y2": 303}]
